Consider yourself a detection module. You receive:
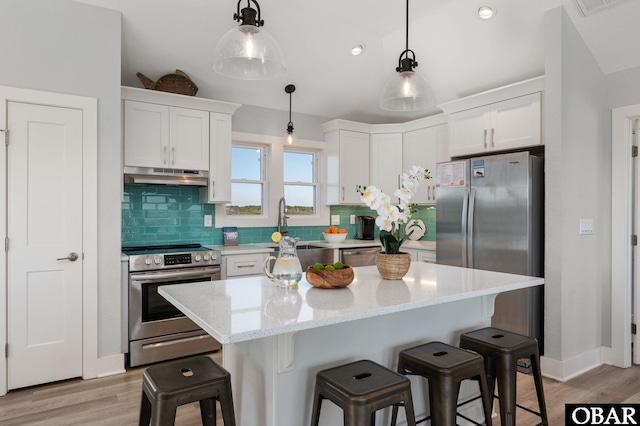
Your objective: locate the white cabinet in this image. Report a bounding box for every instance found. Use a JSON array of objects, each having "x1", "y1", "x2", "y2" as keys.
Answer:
[
  {"x1": 448, "y1": 93, "x2": 541, "y2": 157},
  {"x1": 325, "y1": 129, "x2": 370, "y2": 204},
  {"x1": 417, "y1": 250, "x2": 436, "y2": 263},
  {"x1": 124, "y1": 100, "x2": 209, "y2": 170},
  {"x1": 223, "y1": 253, "x2": 269, "y2": 279},
  {"x1": 202, "y1": 112, "x2": 232, "y2": 203},
  {"x1": 122, "y1": 86, "x2": 240, "y2": 203},
  {"x1": 370, "y1": 133, "x2": 403, "y2": 197},
  {"x1": 402, "y1": 124, "x2": 449, "y2": 204},
  {"x1": 402, "y1": 248, "x2": 436, "y2": 263}
]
